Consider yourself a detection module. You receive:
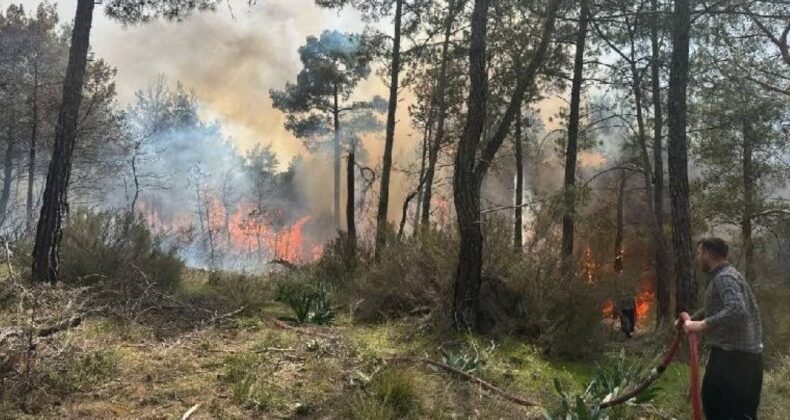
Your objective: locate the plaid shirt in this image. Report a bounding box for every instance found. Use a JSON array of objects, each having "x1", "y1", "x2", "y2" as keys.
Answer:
[{"x1": 702, "y1": 263, "x2": 763, "y2": 353}]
